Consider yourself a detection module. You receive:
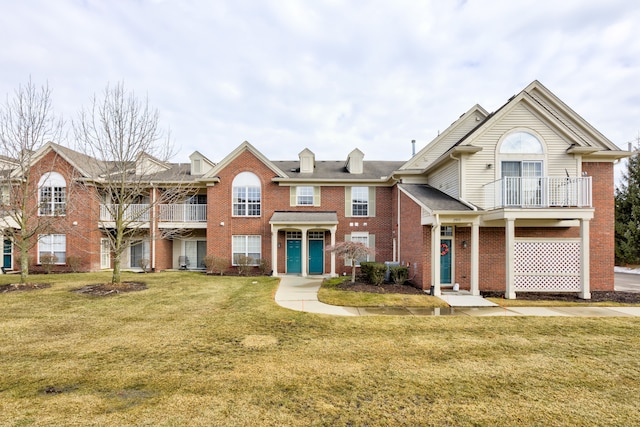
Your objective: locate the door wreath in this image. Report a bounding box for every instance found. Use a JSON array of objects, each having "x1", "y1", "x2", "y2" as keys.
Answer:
[{"x1": 440, "y1": 242, "x2": 449, "y2": 256}]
